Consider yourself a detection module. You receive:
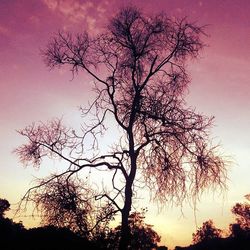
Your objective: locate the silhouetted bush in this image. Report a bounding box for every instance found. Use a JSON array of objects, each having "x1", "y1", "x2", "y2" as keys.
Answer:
[
  {"x1": 0, "y1": 217, "x2": 26, "y2": 250},
  {"x1": 0, "y1": 198, "x2": 10, "y2": 217},
  {"x1": 93, "y1": 210, "x2": 161, "y2": 249},
  {"x1": 24, "y1": 225, "x2": 96, "y2": 250},
  {"x1": 192, "y1": 220, "x2": 222, "y2": 244}
]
